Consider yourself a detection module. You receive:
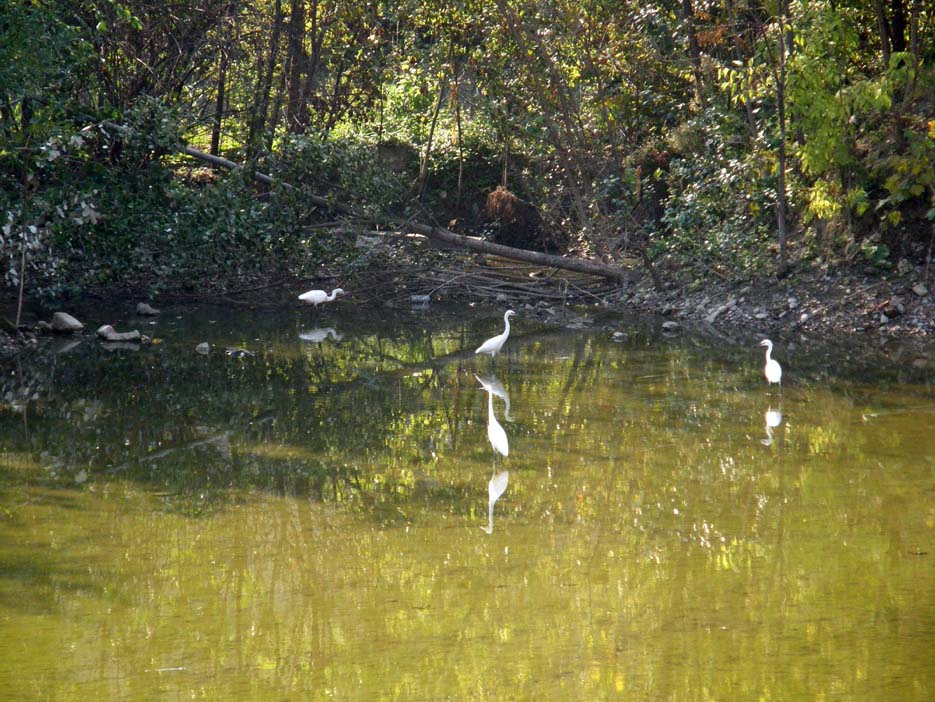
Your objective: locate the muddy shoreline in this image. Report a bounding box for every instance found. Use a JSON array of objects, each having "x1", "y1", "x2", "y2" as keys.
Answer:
[{"x1": 3, "y1": 255, "x2": 934, "y2": 363}]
